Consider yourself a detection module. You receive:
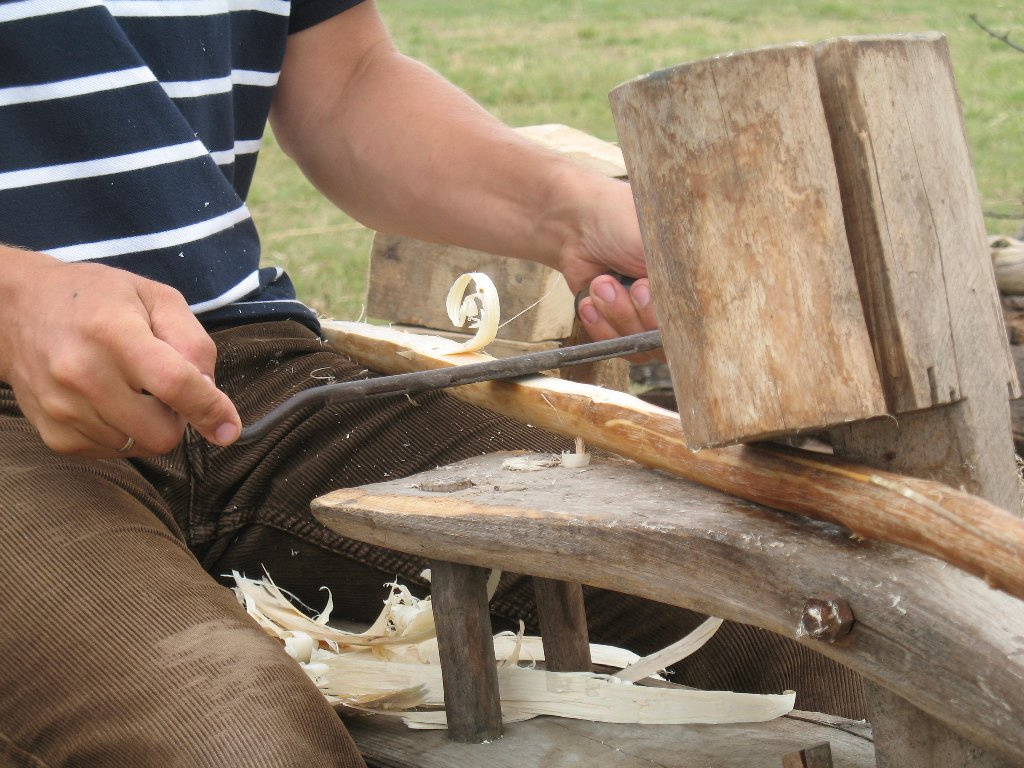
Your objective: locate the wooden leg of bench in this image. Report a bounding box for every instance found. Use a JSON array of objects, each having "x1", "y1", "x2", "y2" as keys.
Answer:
[
  {"x1": 429, "y1": 560, "x2": 503, "y2": 743},
  {"x1": 532, "y1": 578, "x2": 592, "y2": 672},
  {"x1": 866, "y1": 681, "x2": 1016, "y2": 768},
  {"x1": 781, "y1": 741, "x2": 833, "y2": 768}
]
